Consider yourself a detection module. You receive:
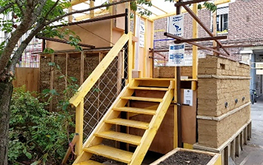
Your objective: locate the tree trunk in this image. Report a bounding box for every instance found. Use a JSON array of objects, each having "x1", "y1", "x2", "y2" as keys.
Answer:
[{"x1": 0, "y1": 82, "x2": 13, "y2": 165}]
